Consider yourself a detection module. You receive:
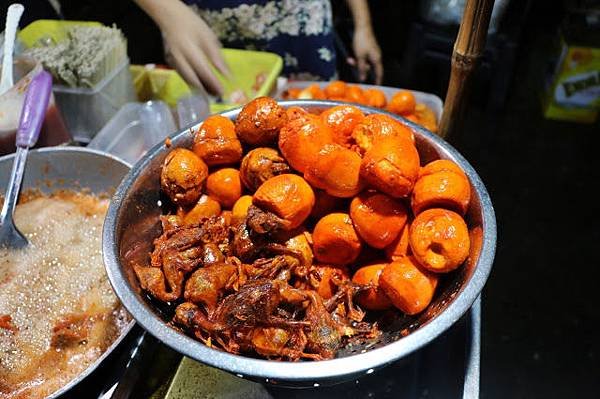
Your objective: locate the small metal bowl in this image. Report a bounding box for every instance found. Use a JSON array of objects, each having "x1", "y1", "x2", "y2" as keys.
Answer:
[
  {"x1": 0, "y1": 146, "x2": 135, "y2": 398},
  {"x1": 103, "y1": 100, "x2": 496, "y2": 387}
]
